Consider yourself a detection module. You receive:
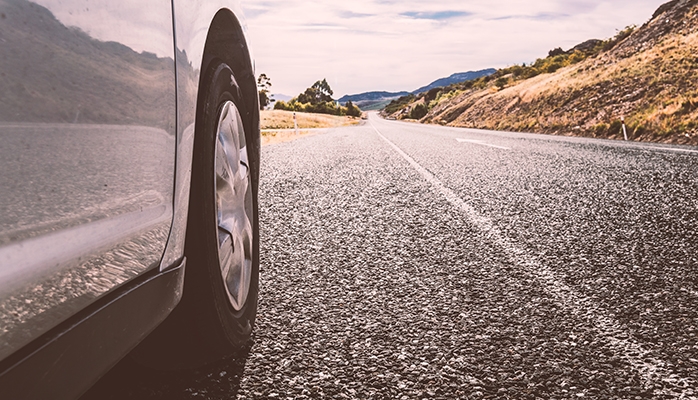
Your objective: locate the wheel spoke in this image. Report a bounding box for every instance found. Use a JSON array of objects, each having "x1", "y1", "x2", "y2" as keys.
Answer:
[{"x1": 214, "y1": 101, "x2": 253, "y2": 311}]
